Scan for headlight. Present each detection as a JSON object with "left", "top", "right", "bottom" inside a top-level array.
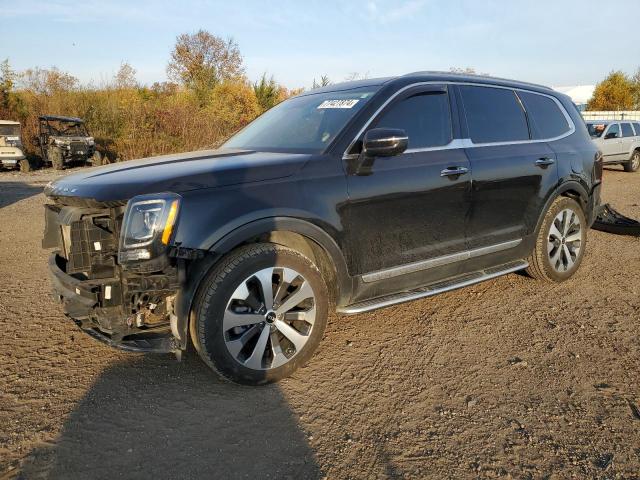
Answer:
[
  {"left": 118, "top": 193, "right": 181, "bottom": 264},
  {"left": 87, "top": 137, "right": 95, "bottom": 145}
]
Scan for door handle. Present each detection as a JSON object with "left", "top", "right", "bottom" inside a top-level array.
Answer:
[
  {"left": 440, "top": 166, "right": 469, "bottom": 177},
  {"left": 535, "top": 157, "right": 555, "bottom": 167}
]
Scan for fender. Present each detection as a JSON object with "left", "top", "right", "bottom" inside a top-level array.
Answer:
[
  {"left": 173, "top": 217, "right": 354, "bottom": 350},
  {"left": 534, "top": 179, "right": 591, "bottom": 237}
]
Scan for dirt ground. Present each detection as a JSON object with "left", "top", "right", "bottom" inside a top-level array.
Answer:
[{"left": 0, "top": 165, "right": 639, "bottom": 479}]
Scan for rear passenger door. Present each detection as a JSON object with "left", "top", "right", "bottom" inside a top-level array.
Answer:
[{"left": 457, "top": 85, "right": 562, "bottom": 258}]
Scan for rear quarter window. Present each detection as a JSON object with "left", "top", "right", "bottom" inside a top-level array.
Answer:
[
  {"left": 518, "top": 91, "right": 571, "bottom": 140},
  {"left": 459, "top": 85, "right": 529, "bottom": 143}
]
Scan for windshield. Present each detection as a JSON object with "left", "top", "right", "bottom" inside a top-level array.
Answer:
[
  {"left": 586, "top": 123, "right": 607, "bottom": 138},
  {"left": 48, "top": 121, "right": 89, "bottom": 137},
  {"left": 0, "top": 125, "right": 20, "bottom": 136},
  {"left": 223, "top": 87, "right": 378, "bottom": 153}
]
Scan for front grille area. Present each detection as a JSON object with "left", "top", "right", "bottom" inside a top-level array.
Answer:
[
  {"left": 70, "top": 142, "right": 86, "bottom": 155},
  {"left": 66, "top": 217, "right": 119, "bottom": 276},
  {"left": 44, "top": 203, "right": 121, "bottom": 279}
]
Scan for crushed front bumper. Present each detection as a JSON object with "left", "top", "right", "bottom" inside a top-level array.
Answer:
[{"left": 48, "top": 251, "right": 179, "bottom": 354}]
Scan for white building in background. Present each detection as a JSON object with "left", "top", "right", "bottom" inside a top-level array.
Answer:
[{"left": 552, "top": 85, "right": 596, "bottom": 111}]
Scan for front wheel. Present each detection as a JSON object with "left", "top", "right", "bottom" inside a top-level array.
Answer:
[
  {"left": 48, "top": 148, "right": 64, "bottom": 170},
  {"left": 526, "top": 197, "right": 587, "bottom": 282},
  {"left": 191, "top": 243, "right": 328, "bottom": 385},
  {"left": 624, "top": 150, "right": 640, "bottom": 172}
]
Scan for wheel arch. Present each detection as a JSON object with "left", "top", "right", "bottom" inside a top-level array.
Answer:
[
  {"left": 534, "top": 180, "right": 590, "bottom": 237},
  {"left": 173, "top": 217, "right": 353, "bottom": 350}
]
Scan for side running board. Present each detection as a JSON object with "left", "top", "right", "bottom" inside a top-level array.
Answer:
[{"left": 337, "top": 260, "right": 528, "bottom": 315}]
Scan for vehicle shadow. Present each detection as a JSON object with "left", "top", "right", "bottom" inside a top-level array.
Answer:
[
  {"left": 19, "top": 354, "right": 321, "bottom": 480},
  {"left": 0, "top": 182, "right": 44, "bottom": 209}
]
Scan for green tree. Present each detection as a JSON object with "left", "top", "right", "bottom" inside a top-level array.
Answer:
[
  {"left": 253, "top": 73, "right": 280, "bottom": 111},
  {"left": 0, "top": 59, "right": 15, "bottom": 117},
  {"left": 587, "top": 71, "right": 635, "bottom": 111}
]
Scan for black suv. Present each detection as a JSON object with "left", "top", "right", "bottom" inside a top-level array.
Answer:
[{"left": 43, "top": 72, "right": 602, "bottom": 385}]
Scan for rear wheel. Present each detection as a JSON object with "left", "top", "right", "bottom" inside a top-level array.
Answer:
[
  {"left": 624, "top": 150, "right": 640, "bottom": 172},
  {"left": 526, "top": 197, "right": 587, "bottom": 282},
  {"left": 191, "top": 243, "right": 328, "bottom": 385}
]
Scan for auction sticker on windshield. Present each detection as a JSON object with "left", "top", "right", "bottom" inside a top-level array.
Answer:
[{"left": 317, "top": 99, "right": 359, "bottom": 109}]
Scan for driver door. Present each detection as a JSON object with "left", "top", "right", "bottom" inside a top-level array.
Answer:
[
  {"left": 342, "top": 85, "right": 471, "bottom": 292},
  {"left": 601, "top": 123, "right": 625, "bottom": 161}
]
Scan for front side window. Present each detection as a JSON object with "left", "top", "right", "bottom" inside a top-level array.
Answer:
[
  {"left": 223, "top": 87, "right": 378, "bottom": 153},
  {"left": 621, "top": 122, "right": 635, "bottom": 137},
  {"left": 605, "top": 123, "right": 620, "bottom": 139},
  {"left": 459, "top": 85, "right": 529, "bottom": 143},
  {"left": 373, "top": 91, "right": 452, "bottom": 149},
  {"left": 518, "top": 91, "right": 570, "bottom": 139}
]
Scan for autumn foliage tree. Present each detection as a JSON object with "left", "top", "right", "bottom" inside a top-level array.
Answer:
[
  {"left": 587, "top": 71, "right": 635, "bottom": 111},
  {"left": 167, "top": 30, "right": 244, "bottom": 105}
]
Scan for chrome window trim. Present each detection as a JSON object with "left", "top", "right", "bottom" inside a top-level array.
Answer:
[
  {"left": 342, "top": 81, "right": 576, "bottom": 159},
  {"left": 361, "top": 238, "right": 522, "bottom": 283}
]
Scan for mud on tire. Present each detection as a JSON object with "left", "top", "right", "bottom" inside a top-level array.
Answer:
[{"left": 190, "top": 243, "right": 329, "bottom": 385}]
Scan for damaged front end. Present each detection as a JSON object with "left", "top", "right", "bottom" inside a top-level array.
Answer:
[{"left": 43, "top": 193, "right": 185, "bottom": 354}]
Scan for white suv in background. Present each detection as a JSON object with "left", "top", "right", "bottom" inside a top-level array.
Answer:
[{"left": 586, "top": 120, "right": 640, "bottom": 172}]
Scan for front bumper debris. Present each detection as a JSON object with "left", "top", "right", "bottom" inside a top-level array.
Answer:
[{"left": 592, "top": 204, "right": 640, "bottom": 237}]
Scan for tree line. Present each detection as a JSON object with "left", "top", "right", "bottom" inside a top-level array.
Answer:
[{"left": 0, "top": 30, "right": 305, "bottom": 162}]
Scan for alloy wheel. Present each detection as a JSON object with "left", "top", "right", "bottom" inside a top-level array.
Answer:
[
  {"left": 547, "top": 208, "right": 582, "bottom": 272},
  {"left": 223, "top": 267, "right": 316, "bottom": 370},
  {"left": 632, "top": 152, "right": 640, "bottom": 170}
]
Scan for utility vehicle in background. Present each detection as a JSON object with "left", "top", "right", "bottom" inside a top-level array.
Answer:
[
  {"left": 35, "top": 115, "right": 102, "bottom": 170},
  {"left": 0, "top": 120, "right": 30, "bottom": 172}
]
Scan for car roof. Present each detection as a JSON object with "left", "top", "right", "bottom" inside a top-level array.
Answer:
[
  {"left": 39, "top": 115, "right": 84, "bottom": 123},
  {"left": 0, "top": 120, "right": 20, "bottom": 125},
  {"left": 300, "top": 71, "right": 555, "bottom": 97}
]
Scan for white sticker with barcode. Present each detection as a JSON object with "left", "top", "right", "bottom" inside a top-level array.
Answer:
[{"left": 317, "top": 99, "right": 359, "bottom": 109}]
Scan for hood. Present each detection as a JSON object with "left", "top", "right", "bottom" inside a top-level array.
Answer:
[{"left": 45, "top": 148, "right": 308, "bottom": 203}]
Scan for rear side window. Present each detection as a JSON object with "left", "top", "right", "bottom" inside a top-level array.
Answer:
[
  {"left": 633, "top": 122, "right": 640, "bottom": 135},
  {"left": 518, "top": 91, "right": 571, "bottom": 139},
  {"left": 621, "top": 123, "right": 635, "bottom": 137},
  {"left": 374, "top": 91, "right": 452, "bottom": 149},
  {"left": 459, "top": 85, "right": 529, "bottom": 143}
]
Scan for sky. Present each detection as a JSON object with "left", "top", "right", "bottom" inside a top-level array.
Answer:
[{"left": 1, "top": 0, "right": 639, "bottom": 89}]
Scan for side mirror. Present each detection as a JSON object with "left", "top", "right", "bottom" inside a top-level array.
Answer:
[
  {"left": 605, "top": 131, "right": 618, "bottom": 139},
  {"left": 363, "top": 128, "right": 408, "bottom": 157}
]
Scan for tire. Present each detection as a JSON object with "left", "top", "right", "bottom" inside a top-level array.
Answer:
[
  {"left": 19, "top": 158, "right": 32, "bottom": 173},
  {"left": 190, "top": 243, "right": 328, "bottom": 385},
  {"left": 526, "top": 197, "right": 587, "bottom": 282},
  {"left": 624, "top": 150, "right": 640, "bottom": 172},
  {"left": 48, "top": 148, "right": 64, "bottom": 170},
  {"left": 91, "top": 151, "right": 103, "bottom": 166}
]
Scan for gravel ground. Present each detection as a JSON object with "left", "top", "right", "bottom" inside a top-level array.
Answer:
[{"left": 0, "top": 166, "right": 639, "bottom": 479}]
